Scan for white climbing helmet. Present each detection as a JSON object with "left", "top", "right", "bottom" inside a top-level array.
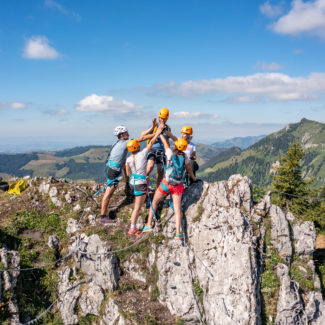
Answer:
[{"left": 114, "top": 125, "right": 128, "bottom": 137}]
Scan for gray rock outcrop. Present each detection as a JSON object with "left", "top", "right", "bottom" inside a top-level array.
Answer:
[
  {"left": 79, "top": 282, "right": 104, "bottom": 316},
  {"left": 100, "top": 299, "right": 125, "bottom": 325},
  {"left": 0, "top": 246, "right": 21, "bottom": 325},
  {"left": 293, "top": 221, "right": 316, "bottom": 256},
  {"left": 156, "top": 175, "right": 263, "bottom": 324},
  {"left": 72, "top": 234, "right": 120, "bottom": 291},
  {"left": 275, "top": 263, "right": 306, "bottom": 325},
  {"left": 57, "top": 266, "right": 81, "bottom": 325},
  {"left": 270, "top": 205, "right": 292, "bottom": 262}
]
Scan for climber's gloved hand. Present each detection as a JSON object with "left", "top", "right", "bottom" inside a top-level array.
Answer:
[{"left": 194, "top": 179, "right": 203, "bottom": 184}]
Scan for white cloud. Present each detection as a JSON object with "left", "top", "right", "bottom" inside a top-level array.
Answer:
[
  {"left": 23, "top": 36, "right": 60, "bottom": 59},
  {"left": 44, "top": 0, "right": 81, "bottom": 21},
  {"left": 294, "top": 48, "right": 304, "bottom": 54},
  {"left": 228, "top": 96, "right": 260, "bottom": 103},
  {"left": 153, "top": 72, "right": 325, "bottom": 102},
  {"left": 255, "top": 61, "right": 282, "bottom": 71},
  {"left": 173, "top": 111, "right": 219, "bottom": 119},
  {"left": 43, "top": 109, "right": 68, "bottom": 115},
  {"left": 272, "top": 0, "right": 325, "bottom": 36},
  {"left": 260, "top": 1, "right": 284, "bottom": 18},
  {"left": 0, "top": 101, "right": 26, "bottom": 110},
  {"left": 76, "top": 94, "right": 143, "bottom": 113}
]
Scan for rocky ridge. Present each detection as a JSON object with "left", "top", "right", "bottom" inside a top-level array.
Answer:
[{"left": 0, "top": 175, "right": 325, "bottom": 324}]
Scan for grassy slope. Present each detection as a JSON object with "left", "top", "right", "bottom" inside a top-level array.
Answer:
[{"left": 199, "top": 119, "right": 325, "bottom": 187}]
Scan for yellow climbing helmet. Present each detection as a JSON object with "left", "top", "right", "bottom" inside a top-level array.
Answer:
[
  {"left": 159, "top": 107, "right": 169, "bottom": 119},
  {"left": 174, "top": 138, "right": 188, "bottom": 151},
  {"left": 127, "top": 139, "right": 140, "bottom": 152},
  {"left": 181, "top": 126, "right": 193, "bottom": 135}
]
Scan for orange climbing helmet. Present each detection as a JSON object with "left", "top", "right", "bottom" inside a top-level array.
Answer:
[
  {"left": 159, "top": 107, "right": 169, "bottom": 119},
  {"left": 174, "top": 138, "right": 188, "bottom": 151},
  {"left": 181, "top": 126, "right": 193, "bottom": 135},
  {"left": 127, "top": 139, "right": 140, "bottom": 152}
]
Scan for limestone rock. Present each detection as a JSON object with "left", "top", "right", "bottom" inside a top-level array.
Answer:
[
  {"left": 157, "top": 176, "right": 263, "bottom": 325},
  {"left": 252, "top": 193, "right": 271, "bottom": 221},
  {"left": 228, "top": 174, "right": 253, "bottom": 214},
  {"left": 293, "top": 221, "right": 316, "bottom": 256},
  {"left": 65, "top": 192, "right": 73, "bottom": 204},
  {"left": 123, "top": 253, "right": 146, "bottom": 283},
  {"left": 48, "top": 234, "right": 59, "bottom": 250},
  {"left": 305, "top": 291, "right": 325, "bottom": 324},
  {"left": 73, "top": 203, "right": 81, "bottom": 212},
  {"left": 100, "top": 299, "right": 125, "bottom": 325},
  {"left": 88, "top": 214, "right": 96, "bottom": 226},
  {"left": 57, "top": 266, "right": 80, "bottom": 325},
  {"left": 270, "top": 205, "right": 292, "bottom": 262},
  {"left": 275, "top": 263, "right": 306, "bottom": 325},
  {"left": 156, "top": 240, "right": 202, "bottom": 324},
  {"left": 0, "top": 246, "right": 21, "bottom": 325},
  {"left": 79, "top": 283, "right": 104, "bottom": 316},
  {"left": 39, "top": 181, "right": 50, "bottom": 194},
  {"left": 49, "top": 186, "right": 58, "bottom": 197},
  {"left": 73, "top": 234, "right": 120, "bottom": 291},
  {"left": 49, "top": 186, "right": 62, "bottom": 206},
  {"left": 66, "top": 218, "right": 80, "bottom": 234}
]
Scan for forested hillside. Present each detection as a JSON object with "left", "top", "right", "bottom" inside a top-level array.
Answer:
[{"left": 199, "top": 119, "right": 325, "bottom": 187}]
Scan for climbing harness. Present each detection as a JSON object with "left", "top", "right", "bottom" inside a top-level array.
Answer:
[
  {"left": 160, "top": 181, "right": 174, "bottom": 211},
  {"left": 130, "top": 173, "right": 146, "bottom": 196},
  {"left": 93, "top": 160, "right": 121, "bottom": 196}
]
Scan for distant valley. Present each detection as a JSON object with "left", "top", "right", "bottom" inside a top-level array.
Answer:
[{"left": 1, "top": 119, "right": 324, "bottom": 188}]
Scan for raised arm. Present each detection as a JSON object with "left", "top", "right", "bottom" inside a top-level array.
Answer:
[
  {"left": 159, "top": 133, "right": 170, "bottom": 151},
  {"left": 140, "top": 118, "right": 157, "bottom": 137},
  {"left": 164, "top": 129, "right": 177, "bottom": 142},
  {"left": 147, "top": 124, "right": 164, "bottom": 152},
  {"left": 185, "top": 161, "right": 197, "bottom": 182}
]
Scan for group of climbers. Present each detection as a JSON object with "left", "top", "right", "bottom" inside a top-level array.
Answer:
[{"left": 98, "top": 107, "right": 198, "bottom": 239}]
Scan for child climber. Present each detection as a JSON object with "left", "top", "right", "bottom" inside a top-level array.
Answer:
[
  {"left": 165, "top": 125, "right": 198, "bottom": 185},
  {"left": 142, "top": 135, "right": 197, "bottom": 238},
  {"left": 125, "top": 123, "right": 165, "bottom": 236}
]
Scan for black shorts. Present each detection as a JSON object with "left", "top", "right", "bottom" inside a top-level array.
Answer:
[
  {"left": 106, "top": 168, "right": 121, "bottom": 188},
  {"left": 147, "top": 150, "right": 166, "bottom": 165},
  {"left": 131, "top": 183, "right": 147, "bottom": 196}
]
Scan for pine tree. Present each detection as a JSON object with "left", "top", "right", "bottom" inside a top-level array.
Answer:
[{"left": 271, "top": 142, "right": 311, "bottom": 216}]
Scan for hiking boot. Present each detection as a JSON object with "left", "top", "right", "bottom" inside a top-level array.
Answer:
[
  {"left": 175, "top": 232, "right": 184, "bottom": 239},
  {"left": 128, "top": 227, "right": 142, "bottom": 236},
  {"left": 142, "top": 225, "right": 153, "bottom": 233},
  {"left": 98, "top": 215, "right": 116, "bottom": 224}
]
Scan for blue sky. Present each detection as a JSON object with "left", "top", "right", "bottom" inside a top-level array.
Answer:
[{"left": 1, "top": 0, "right": 325, "bottom": 151}]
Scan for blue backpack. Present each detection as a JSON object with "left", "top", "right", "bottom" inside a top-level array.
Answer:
[{"left": 166, "top": 153, "right": 186, "bottom": 185}]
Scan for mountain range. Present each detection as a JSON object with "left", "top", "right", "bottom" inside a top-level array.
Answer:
[
  {"left": 199, "top": 118, "right": 325, "bottom": 188},
  {"left": 211, "top": 134, "right": 266, "bottom": 149},
  {"left": 0, "top": 143, "right": 220, "bottom": 182},
  {"left": 1, "top": 118, "right": 324, "bottom": 187}
]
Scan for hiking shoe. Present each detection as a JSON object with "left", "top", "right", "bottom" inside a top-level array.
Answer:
[
  {"left": 176, "top": 232, "right": 184, "bottom": 239},
  {"left": 128, "top": 228, "right": 142, "bottom": 236},
  {"left": 142, "top": 225, "right": 153, "bottom": 233},
  {"left": 99, "top": 216, "right": 116, "bottom": 224}
]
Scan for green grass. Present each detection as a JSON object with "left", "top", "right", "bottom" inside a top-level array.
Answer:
[
  {"left": 261, "top": 220, "right": 285, "bottom": 324},
  {"left": 193, "top": 280, "right": 204, "bottom": 304},
  {"left": 192, "top": 202, "right": 204, "bottom": 223},
  {"left": 8, "top": 210, "right": 67, "bottom": 240}
]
